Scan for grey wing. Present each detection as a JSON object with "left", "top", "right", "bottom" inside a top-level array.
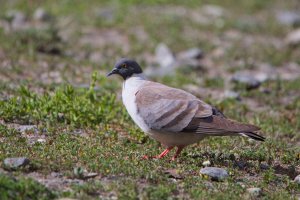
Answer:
[
  {"left": 135, "top": 83, "right": 213, "bottom": 132},
  {"left": 182, "top": 114, "right": 264, "bottom": 141}
]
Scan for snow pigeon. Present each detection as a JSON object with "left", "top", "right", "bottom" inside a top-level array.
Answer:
[{"left": 107, "top": 58, "right": 265, "bottom": 160}]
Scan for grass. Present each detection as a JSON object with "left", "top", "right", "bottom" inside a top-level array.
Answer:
[
  {"left": 0, "top": 173, "right": 56, "bottom": 200},
  {"left": 0, "top": 0, "right": 299, "bottom": 199}
]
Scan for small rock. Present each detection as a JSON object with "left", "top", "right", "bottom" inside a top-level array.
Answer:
[
  {"left": 246, "top": 187, "right": 262, "bottom": 197},
  {"left": 37, "top": 138, "right": 46, "bottom": 143},
  {"left": 33, "top": 8, "right": 52, "bottom": 22},
  {"left": 7, "top": 10, "right": 28, "bottom": 31},
  {"left": 202, "top": 160, "right": 211, "bottom": 167},
  {"left": 3, "top": 157, "right": 30, "bottom": 170},
  {"left": 96, "top": 8, "right": 115, "bottom": 23},
  {"left": 73, "top": 167, "right": 98, "bottom": 179},
  {"left": 254, "top": 72, "right": 269, "bottom": 83},
  {"left": 286, "top": 28, "right": 300, "bottom": 46},
  {"left": 294, "top": 174, "right": 300, "bottom": 184},
  {"left": 17, "top": 125, "right": 38, "bottom": 133},
  {"left": 155, "top": 43, "right": 175, "bottom": 68},
  {"left": 84, "top": 172, "right": 98, "bottom": 179},
  {"left": 177, "top": 48, "right": 203, "bottom": 60},
  {"left": 200, "top": 167, "right": 228, "bottom": 181},
  {"left": 232, "top": 73, "right": 261, "bottom": 90},
  {"left": 223, "top": 90, "right": 240, "bottom": 100},
  {"left": 235, "top": 160, "right": 247, "bottom": 169},
  {"left": 260, "top": 163, "right": 270, "bottom": 170},
  {"left": 276, "top": 11, "right": 300, "bottom": 27},
  {"left": 202, "top": 5, "right": 224, "bottom": 18}
]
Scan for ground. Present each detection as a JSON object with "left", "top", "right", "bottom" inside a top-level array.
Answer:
[{"left": 0, "top": 0, "right": 299, "bottom": 199}]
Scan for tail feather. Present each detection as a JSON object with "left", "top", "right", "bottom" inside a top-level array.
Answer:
[{"left": 243, "top": 132, "right": 265, "bottom": 141}]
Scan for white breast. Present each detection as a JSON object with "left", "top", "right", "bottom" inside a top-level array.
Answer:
[{"left": 122, "top": 74, "right": 150, "bottom": 132}]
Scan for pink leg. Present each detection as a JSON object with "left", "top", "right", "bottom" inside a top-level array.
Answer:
[
  {"left": 171, "top": 146, "right": 185, "bottom": 161},
  {"left": 157, "top": 146, "right": 174, "bottom": 158},
  {"left": 142, "top": 146, "right": 174, "bottom": 159}
]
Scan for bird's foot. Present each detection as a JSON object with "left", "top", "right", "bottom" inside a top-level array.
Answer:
[{"left": 141, "top": 147, "right": 174, "bottom": 160}]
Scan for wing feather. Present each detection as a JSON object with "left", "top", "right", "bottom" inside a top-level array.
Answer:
[{"left": 135, "top": 81, "right": 212, "bottom": 132}]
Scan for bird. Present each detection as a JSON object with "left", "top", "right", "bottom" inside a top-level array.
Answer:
[{"left": 107, "top": 58, "right": 265, "bottom": 160}]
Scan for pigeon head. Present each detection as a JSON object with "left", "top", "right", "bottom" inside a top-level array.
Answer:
[{"left": 107, "top": 58, "right": 143, "bottom": 80}]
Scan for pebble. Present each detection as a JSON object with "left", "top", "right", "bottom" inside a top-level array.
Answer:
[
  {"left": 17, "top": 125, "right": 38, "bottom": 133},
  {"left": 37, "top": 138, "right": 46, "bottom": 143},
  {"left": 285, "top": 28, "right": 300, "bottom": 46},
  {"left": 3, "top": 157, "right": 30, "bottom": 170},
  {"left": 260, "top": 163, "right": 270, "bottom": 170},
  {"left": 294, "top": 174, "right": 300, "bottom": 184},
  {"left": 276, "top": 11, "right": 300, "bottom": 26},
  {"left": 200, "top": 167, "right": 228, "bottom": 181},
  {"left": 201, "top": 5, "right": 224, "bottom": 18},
  {"left": 33, "top": 8, "right": 51, "bottom": 22},
  {"left": 202, "top": 160, "right": 211, "bottom": 167},
  {"left": 231, "top": 72, "right": 261, "bottom": 90},
  {"left": 246, "top": 187, "right": 262, "bottom": 197},
  {"left": 223, "top": 90, "right": 240, "bottom": 100},
  {"left": 7, "top": 10, "right": 28, "bottom": 31},
  {"left": 177, "top": 48, "right": 203, "bottom": 60},
  {"left": 155, "top": 43, "right": 175, "bottom": 68}
]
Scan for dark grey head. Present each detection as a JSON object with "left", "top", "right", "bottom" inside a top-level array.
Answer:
[{"left": 107, "top": 58, "right": 143, "bottom": 80}]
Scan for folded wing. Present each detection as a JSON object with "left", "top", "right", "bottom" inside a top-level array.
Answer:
[
  {"left": 135, "top": 81, "right": 264, "bottom": 141},
  {"left": 135, "top": 81, "right": 212, "bottom": 132}
]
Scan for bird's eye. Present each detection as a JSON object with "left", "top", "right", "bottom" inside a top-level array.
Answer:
[{"left": 122, "top": 63, "right": 127, "bottom": 68}]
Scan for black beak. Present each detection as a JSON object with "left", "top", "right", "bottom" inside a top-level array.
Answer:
[{"left": 106, "top": 68, "right": 118, "bottom": 77}]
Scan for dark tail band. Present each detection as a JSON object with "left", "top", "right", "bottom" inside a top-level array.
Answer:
[{"left": 244, "top": 132, "right": 265, "bottom": 141}]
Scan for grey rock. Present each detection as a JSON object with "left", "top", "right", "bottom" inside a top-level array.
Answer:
[
  {"left": 96, "top": 8, "right": 115, "bottom": 23},
  {"left": 200, "top": 167, "right": 229, "bottom": 181},
  {"left": 7, "top": 11, "right": 28, "bottom": 31},
  {"left": 223, "top": 90, "right": 240, "bottom": 100},
  {"left": 202, "top": 5, "right": 224, "bottom": 18},
  {"left": 294, "top": 174, "right": 300, "bottom": 184},
  {"left": 232, "top": 73, "right": 261, "bottom": 90},
  {"left": 33, "top": 8, "right": 52, "bottom": 22},
  {"left": 155, "top": 43, "right": 175, "bottom": 68},
  {"left": 254, "top": 72, "right": 269, "bottom": 83},
  {"left": 17, "top": 125, "right": 38, "bottom": 133},
  {"left": 3, "top": 157, "right": 30, "bottom": 170},
  {"left": 286, "top": 28, "right": 300, "bottom": 46},
  {"left": 276, "top": 11, "right": 300, "bottom": 26},
  {"left": 177, "top": 48, "right": 203, "bottom": 60},
  {"left": 247, "top": 187, "right": 262, "bottom": 197},
  {"left": 260, "top": 163, "right": 270, "bottom": 170}
]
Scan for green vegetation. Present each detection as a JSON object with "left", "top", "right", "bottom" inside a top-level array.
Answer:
[
  {"left": 0, "top": 0, "right": 299, "bottom": 199},
  {"left": 0, "top": 173, "right": 56, "bottom": 200}
]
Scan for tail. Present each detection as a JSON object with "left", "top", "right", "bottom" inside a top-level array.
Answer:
[{"left": 242, "top": 132, "right": 265, "bottom": 142}]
